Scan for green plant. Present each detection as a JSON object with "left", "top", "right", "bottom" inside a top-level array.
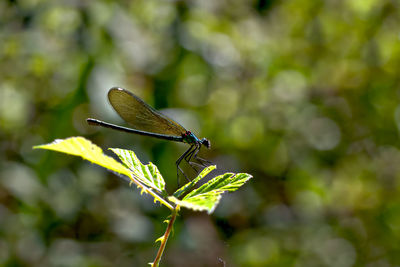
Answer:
[{"left": 34, "top": 137, "right": 252, "bottom": 266}]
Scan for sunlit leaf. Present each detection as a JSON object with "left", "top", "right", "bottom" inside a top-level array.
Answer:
[
  {"left": 169, "top": 172, "right": 252, "bottom": 214},
  {"left": 34, "top": 137, "right": 173, "bottom": 209},
  {"left": 173, "top": 165, "right": 216, "bottom": 198},
  {"left": 34, "top": 136, "right": 131, "bottom": 177},
  {"left": 110, "top": 148, "right": 166, "bottom": 194}
]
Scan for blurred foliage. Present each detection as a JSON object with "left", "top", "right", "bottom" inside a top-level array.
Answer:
[{"left": 1, "top": 0, "right": 400, "bottom": 266}]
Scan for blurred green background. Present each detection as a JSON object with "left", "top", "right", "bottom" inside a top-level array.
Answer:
[{"left": 1, "top": 0, "right": 400, "bottom": 266}]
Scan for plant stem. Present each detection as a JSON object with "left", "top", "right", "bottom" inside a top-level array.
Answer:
[{"left": 152, "top": 206, "right": 179, "bottom": 267}]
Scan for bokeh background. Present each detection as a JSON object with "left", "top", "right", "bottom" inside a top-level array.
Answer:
[{"left": 2, "top": 0, "right": 400, "bottom": 266}]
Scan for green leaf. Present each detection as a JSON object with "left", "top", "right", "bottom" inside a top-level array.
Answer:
[
  {"left": 34, "top": 137, "right": 173, "bottom": 210},
  {"left": 110, "top": 148, "right": 166, "bottom": 194},
  {"left": 34, "top": 137, "right": 131, "bottom": 177},
  {"left": 173, "top": 165, "right": 216, "bottom": 198},
  {"left": 169, "top": 172, "right": 252, "bottom": 214}
]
